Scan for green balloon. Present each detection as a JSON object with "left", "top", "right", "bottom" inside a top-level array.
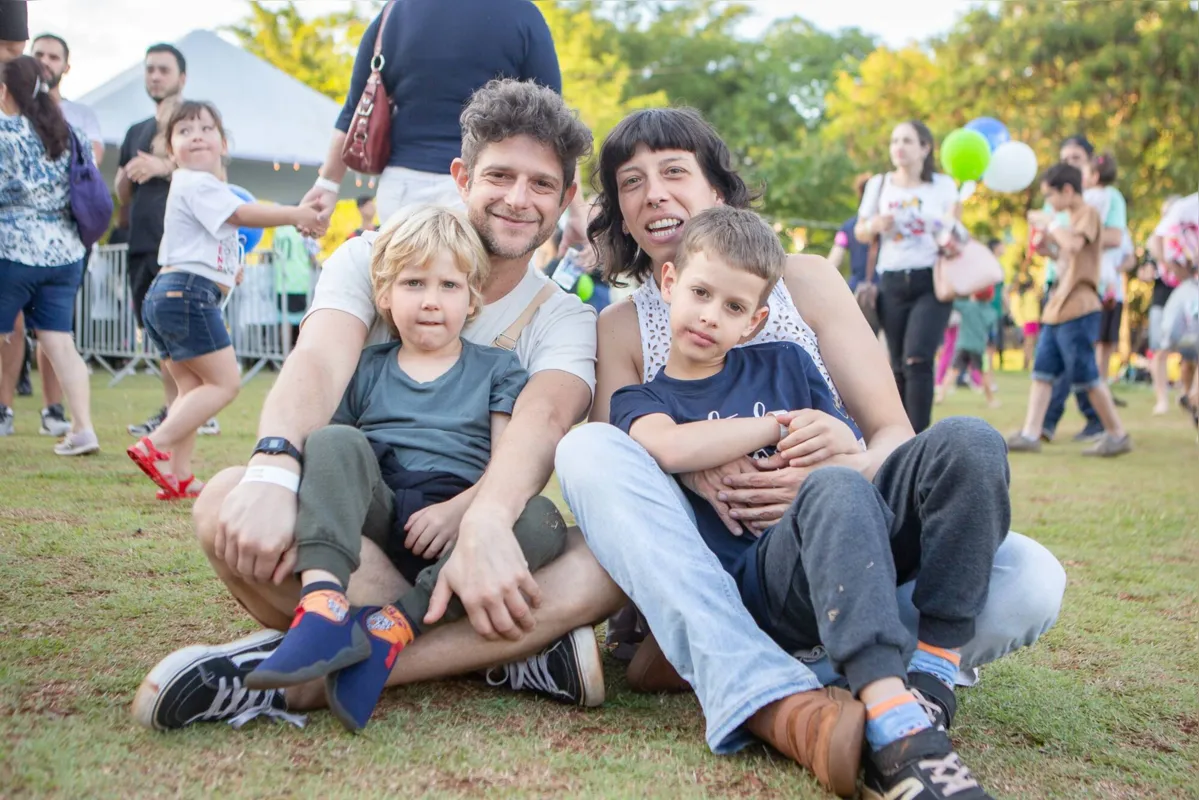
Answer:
[
  {"left": 940, "top": 128, "right": 992, "bottom": 182},
  {"left": 576, "top": 273, "right": 595, "bottom": 302}
]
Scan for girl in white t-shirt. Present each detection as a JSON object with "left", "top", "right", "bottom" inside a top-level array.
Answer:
[
  {"left": 127, "top": 101, "right": 321, "bottom": 500},
  {"left": 855, "top": 120, "right": 962, "bottom": 433}
]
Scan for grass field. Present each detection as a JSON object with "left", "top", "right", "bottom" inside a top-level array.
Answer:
[{"left": 2, "top": 370, "right": 1197, "bottom": 799}]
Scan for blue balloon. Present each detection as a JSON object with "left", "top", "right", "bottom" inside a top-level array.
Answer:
[
  {"left": 229, "top": 185, "right": 263, "bottom": 252},
  {"left": 964, "top": 117, "right": 1011, "bottom": 152}
]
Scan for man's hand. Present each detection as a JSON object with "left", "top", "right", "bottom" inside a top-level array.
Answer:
[
  {"left": 125, "top": 151, "right": 172, "bottom": 184},
  {"left": 215, "top": 481, "right": 299, "bottom": 584},
  {"left": 772, "top": 409, "right": 861, "bottom": 468},
  {"left": 679, "top": 456, "right": 757, "bottom": 535},
  {"left": 719, "top": 451, "right": 871, "bottom": 533},
  {"left": 404, "top": 497, "right": 466, "bottom": 559},
  {"left": 425, "top": 506, "right": 541, "bottom": 640}
]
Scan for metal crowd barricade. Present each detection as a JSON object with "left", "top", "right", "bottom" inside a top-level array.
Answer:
[{"left": 74, "top": 245, "right": 317, "bottom": 387}]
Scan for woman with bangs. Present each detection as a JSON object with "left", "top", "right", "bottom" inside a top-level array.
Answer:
[{"left": 554, "top": 107, "right": 1066, "bottom": 796}]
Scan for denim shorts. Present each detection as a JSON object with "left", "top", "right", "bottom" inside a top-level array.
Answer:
[
  {"left": 1032, "top": 312, "right": 1101, "bottom": 391},
  {"left": 141, "top": 271, "right": 231, "bottom": 361},
  {"left": 0, "top": 258, "right": 85, "bottom": 334}
]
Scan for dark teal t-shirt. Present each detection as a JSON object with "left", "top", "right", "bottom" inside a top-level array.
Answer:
[{"left": 333, "top": 340, "right": 527, "bottom": 483}]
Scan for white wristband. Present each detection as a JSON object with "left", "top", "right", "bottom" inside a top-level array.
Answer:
[
  {"left": 313, "top": 176, "right": 340, "bottom": 195},
  {"left": 240, "top": 465, "right": 301, "bottom": 493}
]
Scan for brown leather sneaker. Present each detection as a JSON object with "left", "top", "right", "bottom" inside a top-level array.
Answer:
[
  {"left": 626, "top": 633, "right": 691, "bottom": 693},
  {"left": 747, "top": 687, "right": 866, "bottom": 798}
]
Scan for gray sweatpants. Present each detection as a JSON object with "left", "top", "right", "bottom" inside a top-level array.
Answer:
[
  {"left": 294, "top": 425, "right": 567, "bottom": 631},
  {"left": 753, "top": 416, "right": 1011, "bottom": 695}
]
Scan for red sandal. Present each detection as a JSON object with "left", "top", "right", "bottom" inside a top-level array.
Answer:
[
  {"left": 126, "top": 436, "right": 175, "bottom": 494},
  {"left": 157, "top": 474, "right": 205, "bottom": 501}
]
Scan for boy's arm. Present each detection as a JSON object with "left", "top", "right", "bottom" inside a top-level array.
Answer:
[
  {"left": 628, "top": 413, "right": 782, "bottom": 474},
  {"left": 443, "top": 411, "right": 511, "bottom": 514}
]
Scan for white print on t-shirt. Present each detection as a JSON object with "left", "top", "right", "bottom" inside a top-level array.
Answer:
[{"left": 707, "top": 401, "right": 789, "bottom": 460}]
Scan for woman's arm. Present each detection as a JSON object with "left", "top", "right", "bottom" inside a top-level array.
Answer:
[
  {"left": 589, "top": 300, "right": 643, "bottom": 423},
  {"left": 785, "top": 254, "right": 914, "bottom": 469}
]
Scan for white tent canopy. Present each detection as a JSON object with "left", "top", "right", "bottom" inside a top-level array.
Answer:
[{"left": 79, "top": 29, "right": 363, "bottom": 202}]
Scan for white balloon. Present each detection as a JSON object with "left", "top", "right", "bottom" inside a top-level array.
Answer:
[{"left": 983, "top": 141, "right": 1039, "bottom": 193}]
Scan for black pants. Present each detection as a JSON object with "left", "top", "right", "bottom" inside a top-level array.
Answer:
[
  {"left": 878, "top": 268, "right": 953, "bottom": 433},
  {"left": 127, "top": 251, "right": 161, "bottom": 326},
  {"left": 752, "top": 417, "right": 1011, "bottom": 694}
]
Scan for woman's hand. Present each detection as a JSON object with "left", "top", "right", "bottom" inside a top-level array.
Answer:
[
  {"left": 870, "top": 214, "right": 895, "bottom": 236},
  {"left": 679, "top": 456, "right": 758, "bottom": 535},
  {"left": 774, "top": 409, "right": 862, "bottom": 468}
]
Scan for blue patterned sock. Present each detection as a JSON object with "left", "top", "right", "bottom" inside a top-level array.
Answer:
[
  {"left": 865, "top": 694, "right": 933, "bottom": 752},
  {"left": 909, "top": 642, "right": 961, "bottom": 690}
]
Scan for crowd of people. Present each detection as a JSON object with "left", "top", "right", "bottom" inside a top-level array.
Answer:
[{"left": 3, "top": 1, "right": 1198, "bottom": 798}]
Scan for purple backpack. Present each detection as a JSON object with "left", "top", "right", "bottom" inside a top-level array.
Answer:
[{"left": 67, "top": 128, "right": 114, "bottom": 248}]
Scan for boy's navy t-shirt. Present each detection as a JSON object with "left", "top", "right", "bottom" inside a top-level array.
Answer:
[{"left": 609, "top": 341, "right": 861, "bottom": 590}]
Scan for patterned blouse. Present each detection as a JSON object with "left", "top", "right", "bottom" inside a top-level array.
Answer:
[{"left": 0, "top": 115, "right": 87, "bottom": 267}]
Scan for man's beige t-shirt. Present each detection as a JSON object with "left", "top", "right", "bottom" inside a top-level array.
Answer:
[
  {"left": 1042, "top": 204, "right": 1102, "bottom": 325},
  {"left": 303, "top": 232, "right": 598, "bottom": 396}
]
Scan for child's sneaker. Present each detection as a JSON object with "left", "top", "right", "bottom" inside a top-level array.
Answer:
[
  {"left": 907, "top": 671, "right": 956, "bottom": 731},
  {"left": 863, "top": 728, "right": 993, "bottom": 799},
  {"left": 1005, "top": 431, "right": 1041, "bottom": 453},
  {"left": 54, "top": 429, "right": 100, "bottom": 456},
  {"left": 325, "top": 605, "right": 415, "bottom": 732},
  {"left": 245, "top": 589, "right": 370, "bottom": 690}
]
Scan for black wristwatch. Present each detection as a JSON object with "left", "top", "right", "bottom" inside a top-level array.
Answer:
[{"left": 252, "top": 437, "right": 303, "bottom": 465}]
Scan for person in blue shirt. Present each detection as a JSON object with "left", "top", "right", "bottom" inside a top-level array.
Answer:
[{"left": 609, "top": 206, "right": 998, "bottom": 800}]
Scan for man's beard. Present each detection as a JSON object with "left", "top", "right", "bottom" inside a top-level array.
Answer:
[
  {"left": 469, "top": 202, "right": 553, "bottom": 261},
  {"left": 45, "top": 70, "right": 62, "bottom": 90}
]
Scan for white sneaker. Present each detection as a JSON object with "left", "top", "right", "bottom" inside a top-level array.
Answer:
[
  {"left": 0, "top": 406, "right": 13, "bottom": 436},
  {"left": 198, "top": 418, "right": 221, "bottom": 436},
  {"left": 54, "top": 429, "right": 100, "bottom": 456},
  {"left": 40, "top": 404, "right": 72, "bottom": 437}
]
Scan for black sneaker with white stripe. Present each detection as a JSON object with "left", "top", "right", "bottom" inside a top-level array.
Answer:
[
  {"left": 485, "top": 626, "right": 605, "bottom": 707},
  {"left": 908, "top": 671, "right": 956, "bottom": 731},
  {"left": 863, "top": 728, "right": 993, "bottom": 800},
  {"left": 132, "top": 630, "right": 306, "bottom": 731}
]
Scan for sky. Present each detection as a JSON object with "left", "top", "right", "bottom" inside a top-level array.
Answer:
[{"left": 26, "top": 0, "right": 979, "bottom": 99}]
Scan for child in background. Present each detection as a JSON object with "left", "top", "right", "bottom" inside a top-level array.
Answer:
[
  {"left": 126, "top": 101, "right": 323, "bottom": 499},
  {"left": 1008, "top": 262, "right": 1042, "bottom": 371},
  {"left": 244, "top": 206, "right": 569, "bottom": 733},
  {"left": 1082, "top": 153, "right": 1134, "bottom": 386},
  {"left": 937, "top": 287, "right": 1000, "bottom": 408},
  {"left": 610, "top": 206, "right": 996, "bottom": 800},
  {"left": 1007, "top": 163, "right": 1130, "bottom": 457}
]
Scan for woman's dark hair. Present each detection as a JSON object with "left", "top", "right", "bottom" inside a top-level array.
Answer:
[
  {"left": 0, "top": 55, "right": 70, "bottom": 160},
  {"left": 900, "top": 119, "right": 936, "bottom": 183},
  {"left": 588, "top": 107, "right": 759, "bottom": 285},
  {"left": 1060, "top": 134, "right": 1094, "bottom": 157},
  {"left": 1092, "top": 151, "right": 1117, "bottom": 186}
]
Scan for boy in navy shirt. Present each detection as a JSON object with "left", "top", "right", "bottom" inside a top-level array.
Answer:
[{"left": 610, "top": 207, "right": 994, "bottom": 800}]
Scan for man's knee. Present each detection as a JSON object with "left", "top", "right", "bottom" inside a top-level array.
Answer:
[
  {"left": 546, "top": 528, "right": 626, "bottom": 624},
  {"left": 193, "top": 466, "right": 245, "bottom": 555}
]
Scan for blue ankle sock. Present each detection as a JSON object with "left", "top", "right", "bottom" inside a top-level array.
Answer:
[
  {"left": 909, "top": 643, "right": 961, "bottom": 689},
  {"left": 865, "top": 695, "right": 932, "bottom": 752}
]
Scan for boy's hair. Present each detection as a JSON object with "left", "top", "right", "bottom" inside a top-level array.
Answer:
[
  {"left": 370, "top": 205, "right": 490, "bottom": 337},
  {"left": 673, "top": 206, "right": 786, "bottom": 304},
  {"left": 459, "top": 78, "right": 592, "bottom": 196},
  {"left": 987, "top": 237, "right": 1002, "bottom": 252},
  {"left": 355, "top": 194, "right": 375, "bottom": 209},
  {"left": 1060, "top": 134, "right": 1093, "bottom": 156},
  {"left": 1092, "top": 152, "right": 1118, "bottom": 186},
  {"left": 146, "top": 43, "right": 186, "bottom": 74},
  {"left": 1041, "top": 162, "right": 1083, "bottom": 195},
  {"left": 164, "top": 100, "right": 226, "bottom": 154}
]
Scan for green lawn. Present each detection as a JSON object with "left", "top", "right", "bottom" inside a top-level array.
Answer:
[{"left": 2, "top": 370, "right": 1197, "bottom": 799}]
